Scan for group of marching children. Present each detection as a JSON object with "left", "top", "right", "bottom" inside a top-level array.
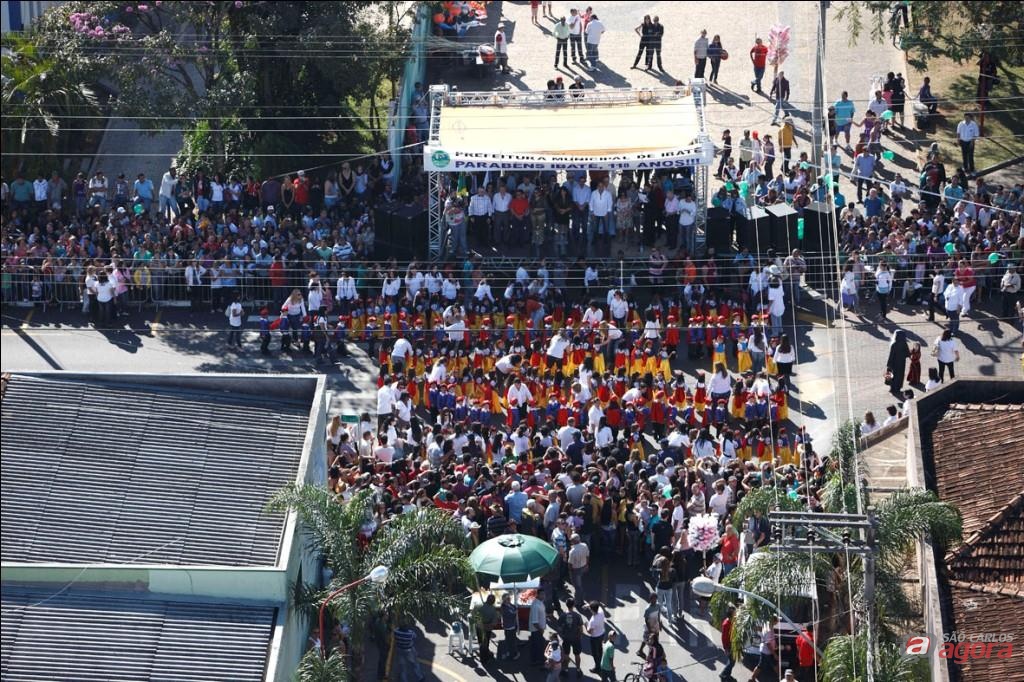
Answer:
[{"left": 346, "top": 284, "right": 798, "bottom": 468}]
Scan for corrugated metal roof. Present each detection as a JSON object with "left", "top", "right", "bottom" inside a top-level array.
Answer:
[
  {"left": 1, "top": 589, "right": 276, "bottom": 682},
  {"left": 1, "top": 375, "right": 311, "bottom": 567}
]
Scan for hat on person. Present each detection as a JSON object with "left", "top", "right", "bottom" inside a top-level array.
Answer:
[{"left": 297, "top": 170, "right": 305, "bottom": 177}]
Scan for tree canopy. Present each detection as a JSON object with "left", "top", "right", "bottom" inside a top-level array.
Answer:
[
  {"left": 20, "top": 1, "right": 412, "bottom": 177},
  {"left": 836, "top": 1, "right": 1024, "bottom": 71}
]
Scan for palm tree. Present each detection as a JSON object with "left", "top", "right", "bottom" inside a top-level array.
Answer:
[
  {"left": 710, "top": 420, "right": 962, "bottom": 678},
  {"left": 1, "top": 32, "right": 99, "bottom": 159},
  {"left": 820, "top": 631, "right": 929, "bottom": 682},
  {"left": 267, "top": 486, "right": 476, "bottom": 682}
]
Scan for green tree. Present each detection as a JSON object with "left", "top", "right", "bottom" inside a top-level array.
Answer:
[
  {"left": 710, "top": 421, "right": 962, "bottom": 679},
  {"left": 28, "top": 1, "right": 413, "bottom": 177},
  {"left": 267, "top": 486, "right": 475, "bottom": 682},
  {"left": 820, "top": 631, "right": 929, "bottom": 682},
  {"left": 1, "top": 31, "right": 100, "bottom": 176},
  {"left": 835, "top": 2, "right": 1024, "bottom": 70}
]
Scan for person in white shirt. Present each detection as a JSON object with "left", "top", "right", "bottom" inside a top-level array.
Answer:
[
  {"left": 391, "top": 337, "right": 413, "bottom": 371},
  {"left": 567, "top": 8, "right": 584, "bottom": 62},
  {"left": 943, "top": 278, "right": 964, "bottom": 333},
  {"left": 581, "top": 302, "right": 604, "bottom": 327},
  {"left": 1000, "top": 264, "right": 1021, "bottom": 320},
  {"left": 427, "top": 358, "right": 448, "bottom": 384},
  {"left": 584, "top": 14, "right": 605, "bottom": 69},
  {"left": 663, "top": 190, "right": 680, "bottom": 239},
  {"left": 496, "top": 353, "right": 521, "bottom": 375},
  {"left": 546, "top": 330, "right": 570, "bottom": 365},
  {"left": 494, "top": 24, "right": 510, "bottom": 73},
  {"left": 382, "top": 272, "right": 401, "bottom": 298},
  {"left": 335, "top": 273, "right": 357, "bottom": 307},
  {"left": 678, "top": 194, "right": 697, "bottom": 251},
  {"left": 467, "top": 186, "right": 493, "bottom": 246},
  {"left": 87, "top": 172, "right": 109, "bottom": 209},
  {"left": 507, "top": 377, "right": 532, "bottom": 415},
  {"left": 693, "top": 29, "right": 709, "bottom": 78},
  {"left": 956, "top": 112, "right": 980, "bottom": 173},
  {"left": 933, "top": 329, "right": 959, "bottom": 382},
  {"left": 767, "top": 278, "right": 786, "bottom": 336},
  {"left": 491, "top": 185, "right": 512, "bottom": 244},
  {"left": 405, "top": 266, "right": 425, "bottom": 300},
  {"left": 445, "top": 317, "right": 467, "bottom": 343},
  {"left": 860, "top": 411, "right": 880, "bottom": 436},
  {"left": 376, "top": 377, "right": 398, "bottom": 428},
  {"left": 225, "top": 294, "right": 244, "bottom": 348},
  {"left": 441, "top": 276, "right": 460, "bottom": 301},
  {"left": 159, "top": 168, "right": 179, "bottom": 218},
  {"left": 308, "top": 278, "right": 324, "bottom": 312},
  {"left": 588, "top": 179, "right": 613, "bottom": 254},
  {"left": 474, "top": 278, "right": 495, "bottom": 303}
]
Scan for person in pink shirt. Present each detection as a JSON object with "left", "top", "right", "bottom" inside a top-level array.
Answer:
[{"left": 954, "top": 259, "right": 977, "bottom": 313}]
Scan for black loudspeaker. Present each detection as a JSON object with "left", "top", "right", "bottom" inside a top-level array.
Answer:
[
  {"left": 743, "top": 206, "right": 770, "bottom": 253},
  {"left": 705, "top": 207, "right": 733, "bottom": 254},
  {"left": 374, "top": 202, "right": 428, "bottom": 260},
  {"left": 801, "top": 202, "right": 840, "bottom": 298},
  {"left": 767, "top": 203, "right": 799, "bottom": 255},
  {"left": 800, "top": 201, "right": 838, "bottom": 250}
]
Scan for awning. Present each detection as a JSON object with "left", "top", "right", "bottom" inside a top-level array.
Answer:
[{"left": 425, "top": 93, "right": 715, "bottom": 172}]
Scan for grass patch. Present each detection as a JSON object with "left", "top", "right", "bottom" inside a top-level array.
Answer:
[{"left": 908, "top": 58, "right": 1024, "bottom": 174}]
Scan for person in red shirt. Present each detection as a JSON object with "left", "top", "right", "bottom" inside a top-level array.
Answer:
[
  {"left": 293, "top": 171, "right": 310, "bottom": 208},
  {"left": 509, "top": 190, "right": 531, "bottom": 246},
  {"left": 749, "top": 37, "right": 768, "bottom": 93},
  {"left": 954, "top": 258, "right": 977, "bottom": 314},
  {"left": 720, "top": 523, "right": 740, "bottom": 575},
  {"left": 796, "top": 628, "right": 818, "bottom": 679},
  {"left": 720, "top": 605, "right": 736, "bottom": 680}
]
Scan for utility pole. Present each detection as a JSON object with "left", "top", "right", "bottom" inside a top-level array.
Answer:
[
  {"left": 812, "top": 1, "right": 831, "bottom": 169},
  {"left": 863, "top": 507, "right": 878, "bottom": 682},
  {"left": 767, "top": 509, "right": 880, "bottom": 682}
]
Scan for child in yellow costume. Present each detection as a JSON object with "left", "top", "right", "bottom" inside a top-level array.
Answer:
[
  {"left": 712, "top": 332, "right": 728, "bottom": 371},
  {"left": 736, "top": 333, "right": 752, "bottom": 373}
]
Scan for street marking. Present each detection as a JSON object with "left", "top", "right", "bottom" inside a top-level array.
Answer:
[{"left": 418, "top": 657, "right": 466, "bottom": 682}]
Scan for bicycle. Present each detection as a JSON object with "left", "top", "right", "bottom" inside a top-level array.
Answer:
[{"left": 623, "top": 660, "right": 667, "bottom": 682}]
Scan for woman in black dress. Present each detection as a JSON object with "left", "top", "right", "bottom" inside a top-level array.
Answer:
[{"left": 886, "top": 329, "right": 910, "bottom": 394}]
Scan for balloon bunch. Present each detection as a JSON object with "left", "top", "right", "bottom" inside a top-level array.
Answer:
[
  {"left": 767, "top": 24, "right": 791, "bottom": 67},
  {"left": 687, "top": 513, "right": 722, "bottom": 553}
]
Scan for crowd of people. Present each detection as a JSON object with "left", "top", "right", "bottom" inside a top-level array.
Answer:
[
  {"left": 310, "top": 242, "right": 834, "bottom": 681},
  {"left": 0, "top": 155, "right": 420, "bottom": 308}
]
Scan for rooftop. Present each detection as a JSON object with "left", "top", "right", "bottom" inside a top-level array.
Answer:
[
  {"left": 1, "top": 589, "right": 276, "bottom": 682},
  {"left": 917, "top": 389, "right": 1024, "bottom": 682},
  {"left": 1, "top": 373, "right": 315, "bottom": 567}
]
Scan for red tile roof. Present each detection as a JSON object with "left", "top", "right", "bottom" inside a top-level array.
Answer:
[
  {"left": 928, "top": 403, "right": 1024, "bottom": 682},
  {"left": 930, "top": 403, "right": 1024, "bottom": 538}
]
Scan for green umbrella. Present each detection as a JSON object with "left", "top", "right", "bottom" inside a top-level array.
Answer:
[{"left": 469, "top": 534, "right": 559, "bottom": 583}]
